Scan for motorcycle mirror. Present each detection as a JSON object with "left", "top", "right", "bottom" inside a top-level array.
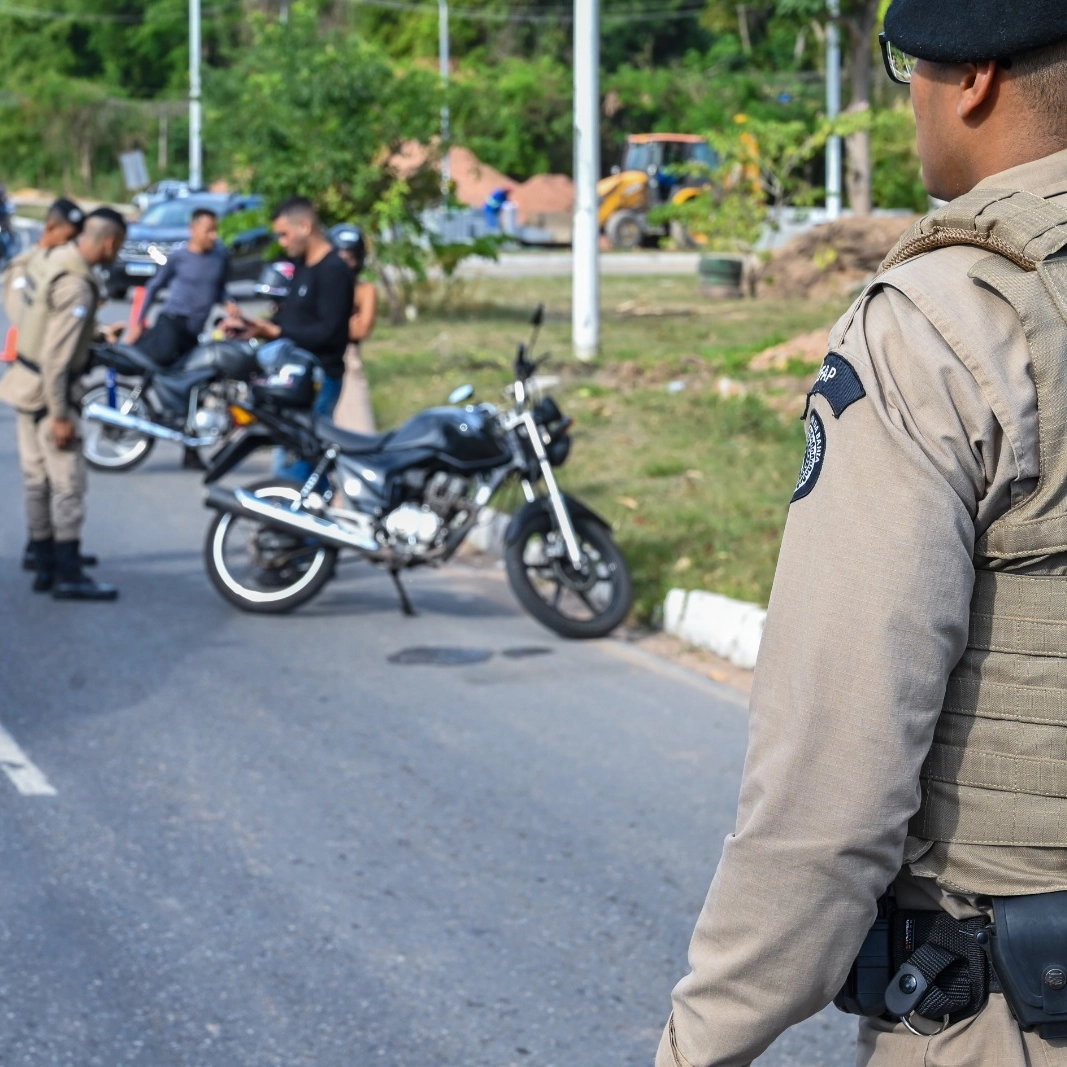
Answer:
[
  {"left": 448, "top": 384, "right": 475, "bottom": 405},
  {"left": 530, "top": 305, "right": 544, "bottom": 327}
]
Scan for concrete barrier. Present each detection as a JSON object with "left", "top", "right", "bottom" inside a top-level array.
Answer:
[{"left": 663, "top": 588, "right": 766, "bottom": 670}]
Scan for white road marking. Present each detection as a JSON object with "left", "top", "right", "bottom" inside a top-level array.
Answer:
[{"left": 0, "top": 722, "right": 56, "bottom": 796}]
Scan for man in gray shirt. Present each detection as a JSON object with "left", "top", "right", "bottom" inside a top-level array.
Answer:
[{"left": 128, "top": 207, "right": 229, "bottom": 366}]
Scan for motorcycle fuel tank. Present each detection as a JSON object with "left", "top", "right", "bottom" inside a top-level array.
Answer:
[
  {"left": 183, "top": 340, "right": 260, "bottom": 380},
  {"left": 386, "top": 407, "right": 507, "bottom": 469}
]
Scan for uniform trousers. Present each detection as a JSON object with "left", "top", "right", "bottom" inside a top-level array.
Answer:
[
  {"left": 333, "top": 343, "right": 376, "bottom": 433},
  {"left": 859, "top": 992, "right": 1067, "bottom": 1066},
  {"left": 16, "top": 410, "right": 85, "bottom": 542}
]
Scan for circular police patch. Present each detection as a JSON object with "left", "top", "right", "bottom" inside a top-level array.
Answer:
[{"left": 791, "top": 410, "right": 825, "bottom": 504}]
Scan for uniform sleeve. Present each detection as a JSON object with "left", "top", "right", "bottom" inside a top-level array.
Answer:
[
  {"left": 658, "top": 284, "right": 1024, "bottom": 1067},
  {"left": 40, "top": 273, "right": 96, "bottom": 420}
]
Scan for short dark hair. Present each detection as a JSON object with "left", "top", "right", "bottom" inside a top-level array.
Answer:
[
  {"left": 273, "top": 196, "right": 318, "bottom": 224},
  {"left": 1010, "top": 40, "right": 1067, "bottom": 133},
  {"left": 83, "top": 207, "right": 127, "bottom": 240},
  {"left": 191, "top": 207, "right": 218, "bottom": 224}
]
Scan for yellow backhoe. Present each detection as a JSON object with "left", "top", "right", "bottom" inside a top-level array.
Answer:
[{"left": 597, "top": 133, "right": 717, "bottom": 249}]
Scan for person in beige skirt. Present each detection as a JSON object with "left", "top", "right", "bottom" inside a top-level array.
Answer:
[{"left": 327, "top": 223, "right": 377, "bottom": 433}]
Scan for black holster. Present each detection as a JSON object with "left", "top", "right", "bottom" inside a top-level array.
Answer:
[
  {"left": 838, "top": 890, "right": 1067, "bottom": 1039},
  {"left": 835, "top": 894, "right": 994, "bottom": 1028},
  {"left": 983, "top": 891, "right": 1067, "bottom": 1039}
]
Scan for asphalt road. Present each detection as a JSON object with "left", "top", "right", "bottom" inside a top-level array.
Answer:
[{"left": 0, "top": 301, "right": 857, "bottom": 1064}]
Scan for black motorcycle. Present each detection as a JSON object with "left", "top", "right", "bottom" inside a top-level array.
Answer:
[
  {"left": 81, "top": 339, "right": 262, "bottom": 471},
  {"left": 202, "top": 309, "right": 633, "bottom": 639}
]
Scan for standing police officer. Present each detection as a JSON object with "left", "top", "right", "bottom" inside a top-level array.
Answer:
[
  {"left": 0, "top": 208, "right": 126, "bottom": 600},
  {"left": 1, "top": 197, "right": 85, "bottom": 326},
  {"left": 657, "top": 3, "right": 1067, "bottom": 1065}
]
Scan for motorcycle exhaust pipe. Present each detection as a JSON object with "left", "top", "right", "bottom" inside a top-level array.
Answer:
[
  {"left": 84, "top": 401, "right": 209, "bottom": 449},
  {"left": 204, "top": 486, "right": 381, "bottom": 555}
]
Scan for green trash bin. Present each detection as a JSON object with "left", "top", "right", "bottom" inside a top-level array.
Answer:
[{"left": 698, "top": 255, "right": 744, "bottom": 298}]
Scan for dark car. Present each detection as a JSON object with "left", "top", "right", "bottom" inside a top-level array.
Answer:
[{"left": 103, "top": 193, "right": 270, "bottom": 299}]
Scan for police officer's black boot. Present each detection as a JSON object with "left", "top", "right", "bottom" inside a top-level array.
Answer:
[
  {"left": 21, "top": 539, "right": 98, "bottom": 571},
  {"left": 52, "top": 541, "right": 118, "bottom": 602},
  {"left": 30, "top": 538, "right": 55, "bottom": 594}
]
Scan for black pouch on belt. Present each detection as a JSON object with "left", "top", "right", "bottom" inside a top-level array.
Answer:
[
  {"left": 835, "top": 894, "right": 994, "bottom": 1032},
  {"left": 982, "top": 892, "right": 1067, "bottom": 1039}
]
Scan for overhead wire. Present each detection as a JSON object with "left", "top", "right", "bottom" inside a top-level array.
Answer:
[
  {"left": 347, "top": 0, "right": 708, "bottom": 22},
  {"left": 0, "top": 0, "right": 709, "bottom": 26},
  {"left": 0, "top": 0, "right": 238, "bottom": 22}
]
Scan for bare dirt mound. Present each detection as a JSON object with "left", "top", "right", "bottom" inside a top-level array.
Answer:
[
  {"left": 511, "top": 173, "right": 574, "bottom": 226},
  {"left": 389, "top": 141, "right": 516, "bottom": 209},
  {"left": 759, "top": 214, "right": 919, "bottom": 300},
  {"left": 749, "top": 327, "right": 830, "bottom": 372}
]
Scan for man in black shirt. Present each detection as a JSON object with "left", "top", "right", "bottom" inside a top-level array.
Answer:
[{"left": 224, "top": 197, "right": 353, "bottom": 479}]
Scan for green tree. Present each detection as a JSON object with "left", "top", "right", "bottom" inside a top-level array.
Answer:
[{"left": 208, "top": 3, "right": 440, "bottom": 219}]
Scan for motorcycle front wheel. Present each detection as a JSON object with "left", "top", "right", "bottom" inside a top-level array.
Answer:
[
  {"left": 204, "top": 479, "right": 338, "bottom": 614},
  {"left": 504, "top": 509, "right": 633, "bottom": 639},
  {"left": 81, "top": 383, "right": 156, "bottom": 471}
]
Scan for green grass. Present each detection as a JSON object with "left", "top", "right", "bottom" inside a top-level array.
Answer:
[{"left": 365, "top": 275, "right": 844, "bottom": 622}]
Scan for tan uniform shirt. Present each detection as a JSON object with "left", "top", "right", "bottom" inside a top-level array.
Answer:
[
  {"left": 659, "top": 149, "right": 1067, "bottom": 1067},
  {"left": 0, "top": 246, "right": 100, "bottom": 421},
  {"left": 1, "top": 245, "right": 35, "bottom": 326}
]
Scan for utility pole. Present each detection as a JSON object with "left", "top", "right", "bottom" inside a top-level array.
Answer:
[
  {"left": 572, "top": 0, "right": 600, "bottom": 361},
  {"left": 189, "top": 0, "right": 203, "bottom": 190},
  {"left": 439, "top": 0, "right": 451, "bottom": 187},
  {"left": 825, "top": 0, "right": 842, "bottom": 220}
]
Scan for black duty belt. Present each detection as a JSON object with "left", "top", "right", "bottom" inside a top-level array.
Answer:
[{"left": 836, "top": 890, "right": 1067, "bottom": 1039}]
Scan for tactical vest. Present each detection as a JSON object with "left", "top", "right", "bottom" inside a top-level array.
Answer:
[
  {"left": 881, "top": 190, "right": 1067, "bottom": 875},
  {"left": 17, "top": 241, "right": 99, "bottom": 373}
]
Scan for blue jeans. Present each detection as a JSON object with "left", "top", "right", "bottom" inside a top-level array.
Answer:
[{"left": 273, "top": 373, "right": 343, "bottom": 484}]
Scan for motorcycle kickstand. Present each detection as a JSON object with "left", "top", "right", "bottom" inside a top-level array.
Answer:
[{"left": 390, "top": 568, "right": 416, "bottom": 617}]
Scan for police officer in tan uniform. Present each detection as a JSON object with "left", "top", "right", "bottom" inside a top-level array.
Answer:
[
  {"left": 657, "top": 3, "right": 1067, "bottom": 1065},
  {"left": 0, "top": 197, "right": 96, "bottom": 574},
  {"left": 1, "top": 197, "right": 84, "bottom": 327},
  {"left": 0, "top": 208, "right": 125, "bottom": 600}
]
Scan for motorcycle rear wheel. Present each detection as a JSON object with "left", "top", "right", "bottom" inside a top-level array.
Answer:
[
  {"left": 81, "top": 383, "right": 156, "bottom": 471},
  {"left": 204, "top": 479, "right": 338, "bottom": 614},
  {"left": 504, "top": 510, "right": 632, "bottom": 639}
]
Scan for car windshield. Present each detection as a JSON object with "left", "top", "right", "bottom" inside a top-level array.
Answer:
[{"left": 139, "top": 200, "right": 225, "bottom": 228}]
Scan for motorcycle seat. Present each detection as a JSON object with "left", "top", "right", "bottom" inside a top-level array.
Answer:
[
  {"left": 315, "top": 416, "right": 393, "bottom": 454},
  {"left": 95, "top": 342, "right": 169, "bottom": 375}
]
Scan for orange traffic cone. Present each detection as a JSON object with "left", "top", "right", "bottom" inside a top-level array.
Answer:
[
  {"left": 127, "top": 286, "right": 147, "bottom": 336},
  {"left": 2, "top": 326, "right": 17, "bottom": 362}
]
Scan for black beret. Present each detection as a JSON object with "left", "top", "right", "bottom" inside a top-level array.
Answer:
[
  {"left": 49, "top": 197, "right": 84, "bottom": 231},
  {"left": 884, "top": 0, "right": 1067, "bottom": 63}
]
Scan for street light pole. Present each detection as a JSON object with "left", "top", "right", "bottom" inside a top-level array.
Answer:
[
  {"left": 825, "top": 0, "right": 842, "bottom": 220},
  {"left": 439, "top": 0, "right": 451, "bottom": 186},
  {"left": 189, "top": 0, "right": 203, "bottom": 190},
  {"left": 572, "top": 0, "right": 600, "bottom": 361}
]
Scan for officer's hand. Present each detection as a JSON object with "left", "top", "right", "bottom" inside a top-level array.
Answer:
[
  {"left": 51, "top": 418, "right": 76, "bottom": 450},
  {"left": 101, "top": 322, "right": 125, "bottom": 344}
]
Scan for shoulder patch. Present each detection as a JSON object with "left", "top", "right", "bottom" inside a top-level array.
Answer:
[
  {"left": 791, "top": 411, "right": 825, "bottom": 504},
  {"left": 807, "top": 352, "right": 866, "bottom": 419},
  {"left": 71, "top": 304, "right": 88, "bottom": 320}
]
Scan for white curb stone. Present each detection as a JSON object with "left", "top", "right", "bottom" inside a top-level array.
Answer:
[
  {"left": 663, "top": 588, "right": 766, "bottom": 670},
  {"left": 466, "top": 507, "right": 511, "bottom": 556}
]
